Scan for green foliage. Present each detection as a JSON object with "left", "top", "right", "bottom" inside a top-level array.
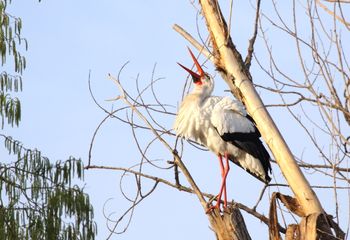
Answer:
[
  {"left": 0, "top": 88, "right": 21, "bottom": 128},
  {"left": 0, "top": 0, "right": 27, "bottom": 73},
  {"left": 0, "top": 135, "right": 97, "bottom": 239},
  {"left": 0, "top": 0, "right": 25, "bottom": 128},
  {"left": 0, "top": 1, "right": 97, "bottom": 239}
]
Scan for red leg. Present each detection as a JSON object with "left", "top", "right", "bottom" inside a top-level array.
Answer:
[
  {"left": 207, "top": 153, "right": 230, "bottom": 212},
  {"left": 217, "top": 154, "right": 227, "bottom": 209},
  {"left": 223, "top": 152, "right": 230, "bottom": 208},
  {"left": 216, "top": 152, "right": 230, "bottom": 208}
]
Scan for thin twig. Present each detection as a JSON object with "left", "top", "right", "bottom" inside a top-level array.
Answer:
[
  {"left": 316, "top": 0, "right": 350, "bottom": 27},
  {"left": 245, "top": 0, "right": 261, "bottom": 69}
]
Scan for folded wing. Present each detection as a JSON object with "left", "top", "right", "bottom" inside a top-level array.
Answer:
[{"left": 211, "top": 97, "right": 271, "bottom": 182}]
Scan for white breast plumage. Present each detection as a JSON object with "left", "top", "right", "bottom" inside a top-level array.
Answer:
[{"left": 174, "top": 95, "right": 219, "bottom": 145}]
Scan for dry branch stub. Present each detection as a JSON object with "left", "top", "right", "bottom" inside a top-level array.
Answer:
[
  {"left": 269, "top": 192, "right": 345, "bottom": 240},
  {"left": 208, "top": 206, "right": 252, "bottom": 240}
]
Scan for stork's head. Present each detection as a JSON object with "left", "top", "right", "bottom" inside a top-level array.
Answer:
[{"left": 178, "top": 48, "right": 214, "bottom": 97}]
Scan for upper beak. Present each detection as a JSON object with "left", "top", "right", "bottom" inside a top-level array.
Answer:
[{"left": 177, "top": 48, "right": 205, "bottom": 84}]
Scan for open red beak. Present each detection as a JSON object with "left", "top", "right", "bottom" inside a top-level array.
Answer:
[{"left": 177, "top": 48, "right": 205, "bottom": 84}]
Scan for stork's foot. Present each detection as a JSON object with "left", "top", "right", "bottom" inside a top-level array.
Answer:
[
  {"left": 206, "top": 195, "right": 218, "bottom": 212},
  {"left": 206, "top": 203, "right": 221, "bottom": 213},
  {"left": 206, "top": 195, "right": 227, "bottom": 213}
]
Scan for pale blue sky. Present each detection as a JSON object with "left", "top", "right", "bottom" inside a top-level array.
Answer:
[{"left": 3, "top": 1, "right": 349, "bottom": 239}]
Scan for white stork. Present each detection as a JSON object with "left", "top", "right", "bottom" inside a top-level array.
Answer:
[{"left": 174, "top": 48, "right": 272, "bottom": 211}]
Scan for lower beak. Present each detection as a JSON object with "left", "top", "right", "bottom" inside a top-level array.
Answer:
[{"left": 177, "top": 62, "right": 202, "bottom": 84}]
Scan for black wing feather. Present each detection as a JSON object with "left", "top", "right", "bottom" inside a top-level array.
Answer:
[{"left": 218, "top": 117, "right": 272, "bottom": 183}]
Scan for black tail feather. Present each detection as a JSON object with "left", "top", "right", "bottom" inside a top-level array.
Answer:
[{"left": 228, "top": 155, "right": 271, "bottom": 183}]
